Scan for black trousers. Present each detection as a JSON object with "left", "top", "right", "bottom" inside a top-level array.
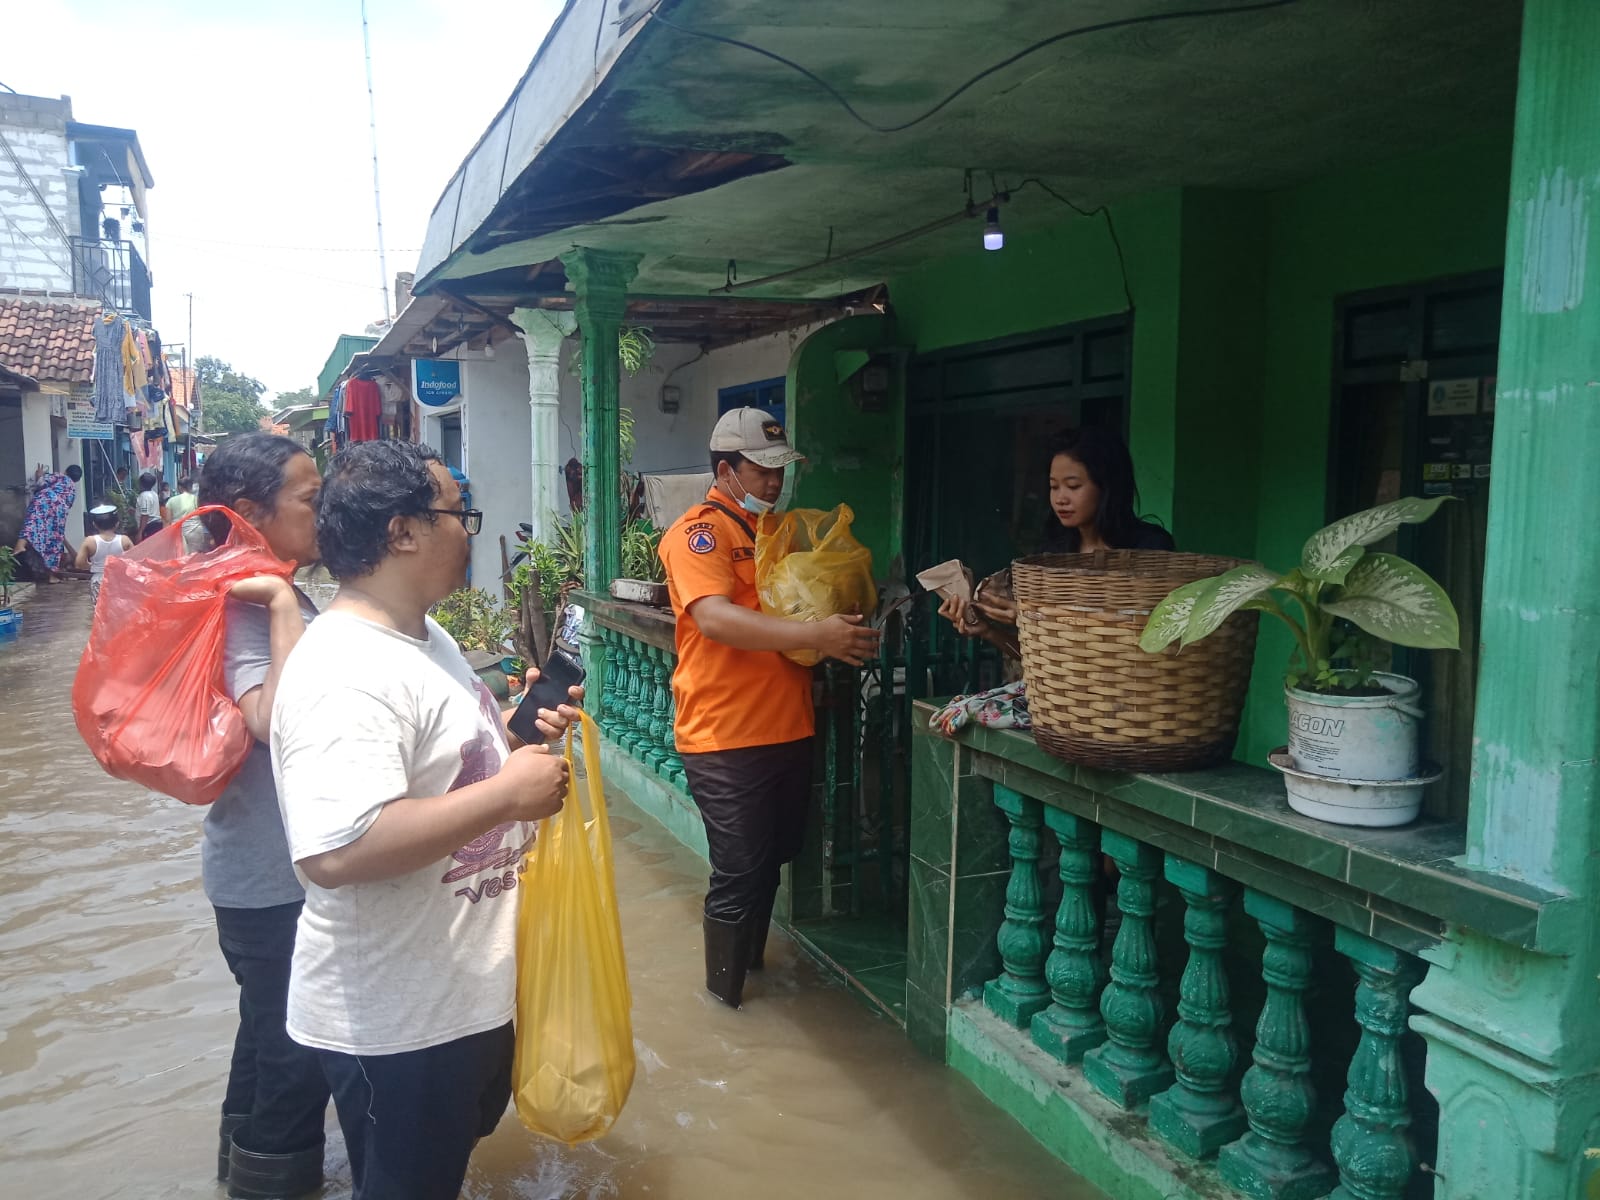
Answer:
[
  {"left": 214, "top": 901, "right": 330, "bottom": 1155},
  {"left": 318, "top": 1021, "right": 513, "bottom": 1200},
  {"left": 681, "top": 737, "right": 814, "bottom": 922}
]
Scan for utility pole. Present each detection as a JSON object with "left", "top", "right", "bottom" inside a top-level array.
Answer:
[
  {"left": 186, "top": 291, "right": 198, "bottom": 436},
  {"left": 361, "top": 0, "right": 392, "bottom": 324}
]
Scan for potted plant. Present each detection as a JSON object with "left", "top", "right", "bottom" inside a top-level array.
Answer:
[
  {"left": 431, "top": 587, "right": 516, "bottom": 699},
  {"left": 0, "top": 546, "right": 19, "bottom": 645},
  {"left": 1140, "top": 496, "right": 1459, "bottom": 826}
]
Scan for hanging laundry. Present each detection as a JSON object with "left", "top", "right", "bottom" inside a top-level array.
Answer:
[
  {"left": 345, "top": 378, "right": 382, "bottom": 442},
  {"left": 93, "top": 313, "right": 128, "bottom": 422},
  {"left": 120, "top": 323, "right": 141, "bottom": 399}
]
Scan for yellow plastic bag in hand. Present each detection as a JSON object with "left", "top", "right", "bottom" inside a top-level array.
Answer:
[
  {"left": 755, "top": 504, "right": 877, "bottom": 666},
  {"left": 513, "top": 711, "right": 634, "bottom": 1145}
]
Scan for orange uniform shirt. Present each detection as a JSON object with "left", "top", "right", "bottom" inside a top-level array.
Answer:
[{"left": 659, "top": 490, "right": 814, "bottom": 754}]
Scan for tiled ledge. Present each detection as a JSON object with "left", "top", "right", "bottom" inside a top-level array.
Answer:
[
  {"left": 919, "top": 703, "right": 1564, "bottom": 956},
  {"left": 577, "top": 591, "right": 675, "bottom": 652}
]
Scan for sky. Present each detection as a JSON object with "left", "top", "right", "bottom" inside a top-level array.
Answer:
[{"left": 4, "top": 0, "right": 565, "bottom": 401}]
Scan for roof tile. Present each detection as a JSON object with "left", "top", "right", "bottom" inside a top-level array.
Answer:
[{"left": 0, "top": 296, "right": 99, "bottom": 385}]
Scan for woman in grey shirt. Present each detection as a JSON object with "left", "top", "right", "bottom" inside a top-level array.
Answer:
[{"left": 198, "top": 433, "right": 328, "bottom": 1199}]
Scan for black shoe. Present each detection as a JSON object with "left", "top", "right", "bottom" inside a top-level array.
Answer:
[
  {"left": 747, "top": 896, "right": 775, "bottom": 972},
  {"left": 218, "top": 1114, "right": 249, "bottom": 1183},
  {"left": 704, "top": 913, "right": 751, "bottom": 1009},
  {"left": 226, "top": 1137, "right": 325, "bottom": 1199}
]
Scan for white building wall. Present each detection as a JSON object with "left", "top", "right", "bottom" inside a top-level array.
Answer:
[
  {"left": 421, "top": 323, "right": 820, "bottom": 596},
  {"left": 0, "top": 95, "right": 78, "bottom": 293},
  {"left": 554, "top": 327, "right": 814, "bottom": 484},
  {"left": 460, "top": 349, "right": 532, "bottom": 596}
]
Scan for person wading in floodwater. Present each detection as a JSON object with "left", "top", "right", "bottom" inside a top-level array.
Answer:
[
  {"left": 658, "top": 408, "right": 882, "bottom": 1010},
  {"left": 195, "top": 432, "right": 331, "bottom": 1198}
]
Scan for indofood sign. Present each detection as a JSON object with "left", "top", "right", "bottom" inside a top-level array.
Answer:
[{"left": 412, "top": 359, "right": 462, "bottom": 408}]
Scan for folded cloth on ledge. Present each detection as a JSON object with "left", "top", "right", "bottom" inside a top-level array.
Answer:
[{"left": 928, "top": 680, "right": 1031, "bottom": 737}]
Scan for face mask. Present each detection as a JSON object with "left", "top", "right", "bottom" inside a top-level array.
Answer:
[{"left": 729, "top": 471, "right": 776, "bottom": 516}]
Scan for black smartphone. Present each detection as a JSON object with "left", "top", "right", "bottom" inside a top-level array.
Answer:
[{"left": 507, "top": 648, "right": 587, "bottom": 745}]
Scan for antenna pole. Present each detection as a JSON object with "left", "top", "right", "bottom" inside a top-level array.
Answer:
[{"left": 361, "top": 0, "right": 392, "bottom": 323}]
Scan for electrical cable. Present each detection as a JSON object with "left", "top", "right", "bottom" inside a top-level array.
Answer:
[
  {"left": 1015, "top": 177, "right": 1135, "bottom": 313},
  {"left": 648, "top": 0, "right": 1305, "bottom": 135}
]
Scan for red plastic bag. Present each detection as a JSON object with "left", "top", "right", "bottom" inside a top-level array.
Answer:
[{"left": 72, "top": 506, "right": 296, "bottom": 804}]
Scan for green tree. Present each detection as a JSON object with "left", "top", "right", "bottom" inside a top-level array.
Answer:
[
  {"left": 195, "top": 355, "right": 271, "bottom": 434},
  {"left": 273, "top": 386, "right": 319, "bottom": 410}
]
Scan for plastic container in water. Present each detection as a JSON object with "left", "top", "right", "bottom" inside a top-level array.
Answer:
[
  {"left": 0, "top": 608, "right": 21, "bottom": 645},
  {"left": 1284, "top": 672, "right": 1422, "bottom": 781}
]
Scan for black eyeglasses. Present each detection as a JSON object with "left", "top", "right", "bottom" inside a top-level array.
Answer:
[{"left": 426, "top": 508, "right": 483, "bottom": 535}]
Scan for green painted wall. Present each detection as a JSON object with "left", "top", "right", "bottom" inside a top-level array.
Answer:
[
  {"left": 1236, "top": 129, "right": 1514, "bottom": 761},
  {"left": 787, "top": 315, "right": 905, "bottom": 580},
  {"left": 1171, "top": 190, "right": 1269, "bottom": 559},
  {"left": 879, "top": 132, "right": 1514, "bottom": 768},
  {"left": 890, "top": 189, "right": 1184, "bottom": 527}
]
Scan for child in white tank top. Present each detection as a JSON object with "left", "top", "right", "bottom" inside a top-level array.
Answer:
[{"left": 75, "top": 506, "right": 131, "bottom": 609}]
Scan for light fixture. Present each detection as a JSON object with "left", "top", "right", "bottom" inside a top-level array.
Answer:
[{"left": 983, "top": 206, "right": 1004, "bottom": 251}]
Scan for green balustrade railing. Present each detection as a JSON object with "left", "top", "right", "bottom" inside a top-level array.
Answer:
[
  {"left": 588, "top": 601, "right": 684, "bottom": 791},
  {"left": 978, "top": 782, "right": 1430, "bottom": 1200}
]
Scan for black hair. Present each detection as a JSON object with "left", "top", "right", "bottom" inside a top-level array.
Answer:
[
  {"left": 177, "top": 475, "right": 194, "bottom": 490},
  {"left": 92, "top": 509, "right": 119, "bottom": 532},
  {"left": 66, "top": 464, "right": 83, "bottom": 482},
  {"left": 1042, "top": 426, "right": 1150, "bottom": 552},
  {"left": 197, "top": 431, "right": 311, "bottom": 542},
  {"left": 138, "top": 470, "right": 158, "bottom": 491},
  {"left": 710, "top": 450, "right": 747, "bottom": 476},
  {"left": 317, "top": 440, "right": 444, "bottom": 580}
]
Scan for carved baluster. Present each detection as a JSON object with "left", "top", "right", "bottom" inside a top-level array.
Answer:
[
  {"left": 1083, "top": 832, "right": 1172, "bottom": 1108},
  {"left": 1218, "top": 891, "right": 1335, "bottom": 1199},
  {"left": 627, "top": 638, "right": 650, "bottom": 756},
  {"left": 599, "top": 627, "right": 621, "bottom": 740},
  {"left": 982, "top": 786, "right": 1050, "bottom": 1027},
  {"left": 1329, "top": 929, "right": 1424, "bottom": 1200},
  {"left": 663, "top": 660, "right": 686, "bottom": 788},
  {"left": 1030, "top": 808, "right": 1107, "bottom": 1062},
  {"left": 618, "top": 638, "right": 642, "bottom": 754},
  {"left": 1149, "top": 857, "right": 1243, "bottom": 1158},
  {"left": 646, "top": 644, "right": 671, "bottom": 773}
]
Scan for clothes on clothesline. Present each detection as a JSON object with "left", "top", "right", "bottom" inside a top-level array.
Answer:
[
  {"left": 92, "top": 313, "right": 128, "bottom": 422},
  {"left": 344, "top": 378, "right": 382, "bottom": 442}
]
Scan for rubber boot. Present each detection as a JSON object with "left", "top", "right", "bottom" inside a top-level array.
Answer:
[
  {"left": 226, "top": 1137, "right": 325, "bottom": 1200},
  {"left": 746, "top": 890, "right": 776, "bottom": 971},
  {"left": 703, "top": 914, "right": 750, "bottom": 1009},
  {"left": 218, "top": 1114, "right": 249, "bottom": 1183}
]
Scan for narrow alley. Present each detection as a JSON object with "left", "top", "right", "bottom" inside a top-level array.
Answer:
[{"left": 0, "top": 583, "right": 1094, "bottom": 1200}]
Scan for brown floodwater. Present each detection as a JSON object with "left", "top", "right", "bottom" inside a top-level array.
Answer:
[{"left": 0, "top": 584, "right": 1097, "bottom": 1199}]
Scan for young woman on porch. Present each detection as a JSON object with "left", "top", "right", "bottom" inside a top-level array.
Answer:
[{"left": 937, "top": 425, "right": 1173, "bottom": 658}]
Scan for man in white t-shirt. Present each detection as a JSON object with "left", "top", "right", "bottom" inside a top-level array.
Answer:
[{"left": 271, "top": 440, "right": 580, "bottom": 1200}]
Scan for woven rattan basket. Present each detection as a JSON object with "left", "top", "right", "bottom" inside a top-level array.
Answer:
[{"left": 1014, "top": 551, "right": 1260, "bottom": 772}]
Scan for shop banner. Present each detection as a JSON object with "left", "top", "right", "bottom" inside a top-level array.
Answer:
[{"left": 412, "top": 359, "right": 462, "bottom": 408}]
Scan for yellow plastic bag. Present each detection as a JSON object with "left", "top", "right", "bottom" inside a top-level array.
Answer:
[
  {"left": 755, "top": 504, "right": 878, "bottom": 666},
  {"left": 512, "top": 711, "right": 635, "bottom": 1144}
]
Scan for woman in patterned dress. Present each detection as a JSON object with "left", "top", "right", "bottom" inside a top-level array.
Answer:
[{"left": 13, "top": 463, "right": 82, "bottom": 582}]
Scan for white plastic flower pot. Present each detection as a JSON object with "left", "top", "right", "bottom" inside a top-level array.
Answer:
[
  {"left": 1284, "top": 672, "right": 1422, "bottom": 782},
  {"left": 1269, "top": 749, "right": 1438, "bottom": 828}
]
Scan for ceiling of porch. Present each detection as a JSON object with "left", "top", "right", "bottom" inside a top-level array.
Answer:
[{"left": 417, "top": 0, "right": 1523, "bottom": 311}]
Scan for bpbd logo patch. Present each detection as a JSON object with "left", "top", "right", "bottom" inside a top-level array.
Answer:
[
  {"left": 762, "top": 421, "right": 784, "bottom": 441},
  {"left": 687, "top": 522, "right": 716, "bottom": 554}
]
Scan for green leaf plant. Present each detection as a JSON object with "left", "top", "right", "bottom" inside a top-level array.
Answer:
[{"left": 1139, "top": 497, "right": 1461, "bottom": 694}]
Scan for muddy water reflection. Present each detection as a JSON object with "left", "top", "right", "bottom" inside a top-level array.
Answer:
[{"left": 1, "top": 585, "right": 1096, "bottom": 1199}]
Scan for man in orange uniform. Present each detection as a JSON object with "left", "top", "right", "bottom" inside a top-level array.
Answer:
[{"left": 659, "top": 408, "right": 881, "bottom": 1008}]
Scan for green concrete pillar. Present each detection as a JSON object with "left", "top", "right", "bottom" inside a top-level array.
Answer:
[
  {"left": 559, "top": 247, "right": 639, "bottom": 590},
  {"left": 1410, "top": 8, "right": 1600, "bottom": 1198}
]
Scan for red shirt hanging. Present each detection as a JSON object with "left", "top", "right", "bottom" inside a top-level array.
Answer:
[{"left": 345, "top": 379, "right": 382, "bottom": 442}]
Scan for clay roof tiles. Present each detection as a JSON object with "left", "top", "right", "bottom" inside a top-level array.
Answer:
[{"left": 0, "top": 296, "right": 99, "bottom": 385}]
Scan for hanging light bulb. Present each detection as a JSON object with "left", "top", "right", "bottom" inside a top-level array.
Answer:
[{"left": 983, "top": 206, "right": 1004, "bottom": 251}]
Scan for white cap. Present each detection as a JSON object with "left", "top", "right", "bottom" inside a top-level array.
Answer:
[
  {"left": 709, "top": 407, "right": 805, "bottom": 469},
  {"left": 89, "top": 504, "right": 117, "bottom": 516}
]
